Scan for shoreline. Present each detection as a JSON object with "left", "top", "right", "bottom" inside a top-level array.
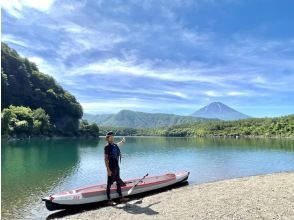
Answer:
[
  {"left": 2, "top": 135, "right": 294, "bottom": 141},
  {"left": 1, "top": 135, "right": 100, "bottom": 141},
  {"left": 50, "top": 171, "right": 294, "bottom": 219}
]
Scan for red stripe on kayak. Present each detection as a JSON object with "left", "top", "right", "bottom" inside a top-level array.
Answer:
[
  {"left": 81, "top": 175, "right": 177, "bottom": 196},
  {"left": 56, "top": 173, "right": 186, "bottom": 197},
  {"left": 75, "top": 173, "right": 175, "bottom": 192}
]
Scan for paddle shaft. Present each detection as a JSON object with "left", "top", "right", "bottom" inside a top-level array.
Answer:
[{"left": 128, "top": 173, "right": 149, "bottom": 195}]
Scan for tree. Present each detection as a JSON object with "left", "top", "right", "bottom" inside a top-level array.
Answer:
[
  {"left": 1, "top": 43, "right": 83, "bottom": 136},
  {"left": 32, "top": 108, "right": 51, "bottom": 134},
  {"left": 1, "top": 105, "right": 51, "bottom": 137},
  {"left": 89, "top": 123, "right": 99, "bottom": 137},
  {"left": 79, "top": 120, "right": 99, "bottom": 137},
  {"left": 1, "top": 107, "right": 15, "bottom": 135}
]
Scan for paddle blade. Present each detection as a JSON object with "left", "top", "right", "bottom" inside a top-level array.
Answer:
[
  {"left": 127, "top": 187, "right": 134, "bottom": 195},
  {"left": 127, "top": 173, "right": 148, "bottom": 195}
]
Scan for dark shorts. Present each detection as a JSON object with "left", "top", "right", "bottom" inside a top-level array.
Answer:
[
  {"left": 108, "top": 166, "right": 120, "bottom": 185},
  {"left": 107, "top": 166, "right": 126, "bottom": 187}
]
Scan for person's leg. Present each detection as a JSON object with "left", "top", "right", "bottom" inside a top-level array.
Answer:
[
  {"left": 116, "top": 179, "right": 122, "bottom": 198},
  {"left": 106, "top": 175, "right": 113, "bottom": 201},
  {"left": 113, "top": 167, "right": 123, "bottom": 198},
  {"left": 119, "top": 177, "right": 126, "bottom": 186},
  {"left": 115, "top": 167, "right": 129, "bottom": 202}
]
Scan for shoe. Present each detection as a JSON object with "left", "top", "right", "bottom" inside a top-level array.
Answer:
[
  {"left": 119, "top": 197, "right": 129, "bottom": 203},
  {"left": 107, "top": 200, "right": 115, "bottom": 206}
]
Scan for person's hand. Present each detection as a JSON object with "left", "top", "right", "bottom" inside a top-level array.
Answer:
[
  {"left": 107, "top": 170, "right": 112, "bottom": 176},
  {"left": 121, "top": 137, "right": 126, "bottom": 143}
]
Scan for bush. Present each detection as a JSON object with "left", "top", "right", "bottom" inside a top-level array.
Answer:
[{"left": 1, "top": 105, "right": 51, "bottom": 137}]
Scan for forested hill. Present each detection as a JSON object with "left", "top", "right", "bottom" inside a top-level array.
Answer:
[
  {"left": 98, "top": 114, "right": 294, "bottom": 138},
  {"left": 153, "top": 114, "right": 294, "bottom": 138},
  {"left": 84, "top": 109, "right": 215, "bottom": 128},
  {"left": 1, "top": 43, "right": 83, "bottom": 136}
]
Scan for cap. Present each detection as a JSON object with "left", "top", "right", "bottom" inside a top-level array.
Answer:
[{"left": 106, "top": 131, "right": 114, "bottom": 137}]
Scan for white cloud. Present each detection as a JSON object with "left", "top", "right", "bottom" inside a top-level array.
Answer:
[
  {"left": 61, "top": 23, "right": 85, "bottom": 33},
  {"left": 2, "top": 34, "right": 29, "bottom": 47},
  {"left": 250, "top": 75, "right": 267, "bottom": 84},
  {"left": 56, "top": 22, "right": 128, "bottom": 59},
  {"left": 180, "top": 29, "right": 212, "bottom": 47},
  {"left": 68, "top": 58, "right": 229, "bottom": 86},
  {"left": 164, "top": 91, "right": 188, "bottom": 99},
  {"left": 2, "top": 0, "right": 55, "bottom": 18},
  {"left": 27, "top": 56, "right": 62, "bottom": 80},
  {"left": 81, "top": 98, "right": 199, "bottom": 114},
  {"left": 81, "top": 98, "right": 156, "bottom": 114},
  {"left": 204, "top": 90, "right": 257, "bottom": 97},
  {"left": 204, "top": 90, "right": 221, "bottom": 97},
  {"left": 249, "top": 74, "right": 294, "bottom": 92},
  {"left": 227, "top": 91, "right": 249, "bottom": 96}
]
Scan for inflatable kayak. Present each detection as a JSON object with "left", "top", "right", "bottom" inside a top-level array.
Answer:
[{"left": 42, "top": 171, "right": 189, "bottom": 211}]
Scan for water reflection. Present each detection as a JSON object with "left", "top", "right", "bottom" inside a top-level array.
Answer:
[
  {"left": 1, "top": 138, "right": 99, "bottom": 220},
  {"left": 1, "top": 137, "right": 294, "bottom": 220}
]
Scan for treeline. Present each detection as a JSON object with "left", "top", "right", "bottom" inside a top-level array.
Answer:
[
  {"left": 158, "top": 114, "right": 294, "bottom": 138},
  {"left": 99, "top": 126, "right": 147, "bottom": 136},
  {"left": 99, "top": 115, "right": 294, "bottom": 138},
  {"left": 1, "top": 105, "right": 99, "bottom": 138},
  {"left": 1, "top": 43, "right": 99, "bottom": 138}
]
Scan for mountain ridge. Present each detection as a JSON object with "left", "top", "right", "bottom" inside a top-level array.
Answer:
[
  {"left": 84, "top": 102, "right": 250, "bottom": 127},
  {"left": 83, "top": 109, "right": 216, "bottom": 128}
]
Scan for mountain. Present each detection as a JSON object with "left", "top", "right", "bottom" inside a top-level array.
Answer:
[
  {"left": 191, "top": 102, "right": 250, "bottom": 120},
  {"left": 83, "top": 110, "right": 214, "bottom": 128},
  {"left": 83, "top": 113, "right": 114, "bottom": 124}
]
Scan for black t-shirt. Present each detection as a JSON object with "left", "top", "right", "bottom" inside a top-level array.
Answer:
[{"left": 104, "top": 143, "right": 120, "bottom": 167}]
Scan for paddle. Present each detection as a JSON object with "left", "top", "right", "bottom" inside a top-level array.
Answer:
[{"left": 127, "top": 173, "right": 149, "bottom": 195}]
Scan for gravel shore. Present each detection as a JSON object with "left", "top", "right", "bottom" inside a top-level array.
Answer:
[{"left": 50, "top": 172, "right": 294, "bottom": 220}]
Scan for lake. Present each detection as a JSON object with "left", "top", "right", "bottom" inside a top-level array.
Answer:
[{"left": 1, "top": 137, "right": 294, "bottom": 219}]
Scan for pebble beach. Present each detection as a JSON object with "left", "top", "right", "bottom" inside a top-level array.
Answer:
[{"left": 49, "top": 172, "right": 294, "bottom": 220}]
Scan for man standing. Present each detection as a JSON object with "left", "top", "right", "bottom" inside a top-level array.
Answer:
[{"left": 104, "top": 131, "right": 129, "bottom": 205}]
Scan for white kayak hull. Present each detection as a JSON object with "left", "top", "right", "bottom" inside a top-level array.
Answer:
[{"left": 43, "top": 171, "right": 189, "bottom": 211}]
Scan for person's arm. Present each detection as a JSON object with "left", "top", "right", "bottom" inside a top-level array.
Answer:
[
  {"left": 104, "top": 146, "right": 112, "bottom": 176},
  {"left": 117, "top": 137, "right": 126, "bottom": 147},
  {"left": 104, "top": 154, "right": 112, "bottom": 176}
]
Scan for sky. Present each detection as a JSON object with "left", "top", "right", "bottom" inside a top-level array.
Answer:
[{"left": 2, "top": 0, "right": 294, "bottom": 117}]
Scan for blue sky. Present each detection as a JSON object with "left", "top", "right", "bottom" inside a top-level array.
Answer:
[{"left": 2, "top": 0, "right": 294, "bottom": 117}]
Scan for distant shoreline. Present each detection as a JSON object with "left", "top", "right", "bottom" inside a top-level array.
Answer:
[
  {"left": 2, "top": 134, "right": 294, "bottom": 141},
  {"left": 103, "top": 135, "right": 294, "bottom": 139},
  {"left": 1, "top": 135, "right": 100, "bottom": 141}
]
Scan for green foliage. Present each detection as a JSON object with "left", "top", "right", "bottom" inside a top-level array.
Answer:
[
  {"left": 14, "top": 120, "right": 29, "bottom": 135},
  {"left": 1, "top": 105, "right": 52, "bottom": 137},
  {"left": 1, "top": 43, "right": 83, "bottom": 136},
  {"left": 99, "top": 126, "right": 145, "bottom": 136},
  {"left": 32, "top": 108, "right": 51, "bottom": 135},
  {"left": 89, "top": 123, "right": 99, "bottom": 137},
  {"left": 154, "top": 115, "right": 294, "bottom": 138},
  {"left": 79, "top": 120, "right": 99, "bottom": 137},
  {"left": 99, "top": 115, "right": 294, "bottom": 138}
]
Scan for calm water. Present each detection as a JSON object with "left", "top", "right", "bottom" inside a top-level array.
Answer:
[{"left": 2, "top": 137, "right": 294, "bottom": 219}]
